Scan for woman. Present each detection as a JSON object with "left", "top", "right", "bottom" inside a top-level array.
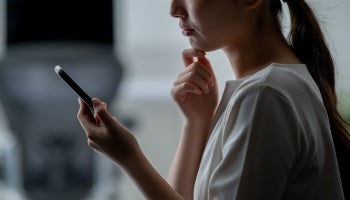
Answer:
[{"left": 77, "top": 0, "right": 349, "bottom": 199}]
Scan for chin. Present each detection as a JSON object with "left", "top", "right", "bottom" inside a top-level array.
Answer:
[{"left": 189, "top": 40, "right": 220, "bottom": 53}]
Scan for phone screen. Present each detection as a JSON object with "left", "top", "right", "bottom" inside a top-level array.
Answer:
[{"left": 54, "top": 65, "right": 94, "bottom": 111}]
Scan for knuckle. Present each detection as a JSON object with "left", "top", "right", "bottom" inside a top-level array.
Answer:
[
  {"left": 187, "top": 71, "right": 196, "bottom": 79},
  {"left": 182, "top": 82, "right": 193, "bottom": 90},
  {"left": 192, "top": 62, "right": 201, "bottom": 69},
  {"left": 173, "top": 79, "right": 180, "bottom": 86},
  {"left": 182, "top": 48, "right": 191, "bottom": 56}
]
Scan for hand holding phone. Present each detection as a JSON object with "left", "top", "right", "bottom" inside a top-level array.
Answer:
[{"left": 54, "top": 65, "right": 94, "bottom": 111}]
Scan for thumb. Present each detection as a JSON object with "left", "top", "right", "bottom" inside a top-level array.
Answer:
[
  {"left": 92, "top": 98, "right": 117, "bottom": 128},
  {"left": 197, "top": 56, "right": 213, "bottom": 73},
  {"left": 197, "top": 56, "right": 217, "bottom": 87}
]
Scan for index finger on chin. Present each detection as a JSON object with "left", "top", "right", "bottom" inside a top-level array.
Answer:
[{"left": 182, "top": 48, "right": 206, "bottom": 66}]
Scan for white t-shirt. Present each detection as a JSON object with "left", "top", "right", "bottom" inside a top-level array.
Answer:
[{"left": 193, "top": 63, "right": 344, "bottom": 200}]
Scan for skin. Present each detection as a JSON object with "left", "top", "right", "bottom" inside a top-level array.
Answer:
[
  {"left": 77, "top": 0, "right": 301, "bottom": 199},
  {"left": 168, "top": 49, "right": 218, "bottom": 199}
]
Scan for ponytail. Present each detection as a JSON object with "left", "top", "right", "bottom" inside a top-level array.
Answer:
[
  {"left": 271, "top": 0, "right": 350, "bottom": 195},
  {"left": 275, "top": 0, "right": 350, "bottom": 148}
]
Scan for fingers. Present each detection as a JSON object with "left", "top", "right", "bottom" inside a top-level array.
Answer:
[
  {"left": 174, "top": 49, "right": 215, "bottom": 95},
  {"left": 172, "top": 63, "right": 212, "bottom": 104},
  {"left": 92, "top": 98, "right": 120, "bottom": 130},
  {"left": 172, "top": 81, "right": 203, "bottom": 96},
  {"left": 182, "top": 48, "right": 205, "bottom": 66},
  {"left": 78, "top": 98, "right": 122, "bottom": 144},
  {"left": 197, "top": 56, "right": 216, "bottom": 88},
  {"left": 78, "top": 98, "right": 96, "bottom": 125},
  {"left": 174, "top": 65, "right": 211, "bottom": 94},
  {"left": 77, "top": 98, "right": 100, "bottom": 135},
  {"left": 182, "top": 48, "right": 216, "bottom": 84},
  {"left": 197, "top": 56, "right": 212, "bottom": 73}
]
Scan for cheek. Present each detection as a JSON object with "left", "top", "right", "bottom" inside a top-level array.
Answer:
[
  {"left": 199, "top": 24, "right": 234, "bottom": 49},
  {"left": 189, "top": 9, "right": 240, "bottom": 51}
]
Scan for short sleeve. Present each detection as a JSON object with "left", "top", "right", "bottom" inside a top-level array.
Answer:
[{"left": 208, "top": 85, "right": 302, "bottom": 200}]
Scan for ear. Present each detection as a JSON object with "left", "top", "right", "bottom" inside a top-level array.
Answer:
[{"left": 245, "top": 0, "right": 263, "bottom": 9}]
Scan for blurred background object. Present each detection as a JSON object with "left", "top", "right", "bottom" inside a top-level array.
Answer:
[
  {"left": 0, "top": 0, "right": 124, "bottom": 199},
  {"left": 0, "top": 101, "right": 25, "bottom": 200}
]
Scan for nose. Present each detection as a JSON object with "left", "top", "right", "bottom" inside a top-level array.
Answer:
[{"left": 170, "top": 0, "right": 187, "bottom": 19}]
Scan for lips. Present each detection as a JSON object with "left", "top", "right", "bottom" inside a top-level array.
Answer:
[
  {"left": 181, "top": 28, "right": 195, "bottom": 36},
  {"left": 179, "top": 22, "right": 195, "bottom": 36}
]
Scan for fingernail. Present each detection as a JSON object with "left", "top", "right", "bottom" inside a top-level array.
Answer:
[{"left": 78, "top": 98, "right": 82, "bottom": 104}]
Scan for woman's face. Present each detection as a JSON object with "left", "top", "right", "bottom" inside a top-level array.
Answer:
[{"left": 170, "top": 0, "right": 249, "bottom": 52}]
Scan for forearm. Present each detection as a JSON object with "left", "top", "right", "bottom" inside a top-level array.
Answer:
[
  {"left": 168, "top": 49, "right": 218, "bottom": 198},
  {"left": 123, "top": 150, "right": 184, "bottom": 200},
  {"left": 168, "top": 121, "right": 211, "bottom": 199}
]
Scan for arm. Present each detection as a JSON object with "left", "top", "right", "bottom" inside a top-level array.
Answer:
[
  {"left": 168, "top": 49, "right": 218, "bottom": 199},
  {"left": 77, "top": 98, "right": 184, "bottom": 200},
  {"left": 167, "top": 120, "right": 211, "bottom": 199}
]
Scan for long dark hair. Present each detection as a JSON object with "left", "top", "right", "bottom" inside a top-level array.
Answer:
[{"left": 271, "top": 0, "right": 349, "bottom": 195}]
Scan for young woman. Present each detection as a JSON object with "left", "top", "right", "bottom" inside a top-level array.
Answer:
[{"left": 77, "top": 0, "right": 349, "bottom": 199}]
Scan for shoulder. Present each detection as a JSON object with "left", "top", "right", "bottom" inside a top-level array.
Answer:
[
  {"left": 219, "top": 65, "right": 311, "bottom": 160},
  {"left": 221, "top": 63, "right": 328, "bottom": 151},
  {"left": 232, "top": 63, "right": 322, "bottom": 105},
  {"left": 222, "top": 64, "right": 313, "bottom": 139},
  {"left": 223, "top": 65, "right": 306, "bottom": 133}
]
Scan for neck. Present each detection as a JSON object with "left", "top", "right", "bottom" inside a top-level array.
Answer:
[{"left": 223, "top": 30, "right": 300, "bottom": 79}]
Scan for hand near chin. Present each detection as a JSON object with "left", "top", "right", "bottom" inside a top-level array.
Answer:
[
  {"left": 171, "top": 48, "right": 219, "bottom": 125},
  {"left": 77, "top": 98, "right": 141, "bottom": 167}
]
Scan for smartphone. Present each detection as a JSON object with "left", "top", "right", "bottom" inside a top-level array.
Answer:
[{"left": 54, "top": 65, "right": 94, "bottom": 111}]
